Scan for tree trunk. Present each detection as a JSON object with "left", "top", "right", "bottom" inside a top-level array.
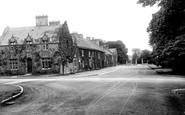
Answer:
[
  {"left": 62, "top": 63, "right": 65, "bottom": 75},
  {"left": 59, "top": 62, "right": 61, "bottom": 74}
]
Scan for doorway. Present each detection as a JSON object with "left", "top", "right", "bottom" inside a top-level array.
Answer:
[{"left": 27, "top": 58, "right": 32, "bottom": 73}]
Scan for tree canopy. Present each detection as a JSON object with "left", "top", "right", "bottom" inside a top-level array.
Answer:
[
  {"left": 138, "top": 50, "right": 152, "bottom": 64},
  {"left": 106, "top": 40, "right": 128, "bottom": 64},
  {"left": 138, "top": 0, "right": 185, "bottom": 71}
]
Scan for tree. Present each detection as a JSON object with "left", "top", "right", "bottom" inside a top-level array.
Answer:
[
  {"left": 132, "top": 48, "right": 141, "bottom": 64},
  {"left": 138, "top": 0, "right": 185, "bottom": 71},
  {"left": 57, "top": 21, "right": 75, "bottom": 75},
  {"left": 138, "top": 50, "right": 152, "bottom": 64},
  {"left": 106, "top": 40, "right": 128, "bottom": 64},
  {"left": 132, "top": 53, "right": 138, "bottom": 64}
]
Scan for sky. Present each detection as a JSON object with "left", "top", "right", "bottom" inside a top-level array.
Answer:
[{"left": 0, "top": 0, "right": 159, "bottom": 55}]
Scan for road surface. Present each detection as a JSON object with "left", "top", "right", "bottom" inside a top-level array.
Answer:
[{"left": 0, "top": 65, "right": 185, "bottom": 115}]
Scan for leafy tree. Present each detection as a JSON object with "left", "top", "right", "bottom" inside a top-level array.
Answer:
[
  {"left": 106, "top": 40, "right": 128, "bottom": 64},
  {"left": 138, "top": 50, "right": 152, "bottom": 64},
  {"left": 57, "top": 21, "right": 75, "bottom": 74},
  {"left": 138, "top": 0, "right": 185, "bottom": 71},
  {"left": 132, "top": 53, "right": 138, "bottom": 64}
]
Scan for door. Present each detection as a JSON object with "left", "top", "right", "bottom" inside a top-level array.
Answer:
[{"left": 27, "top": 58, "right": 32, "bottom": 73}]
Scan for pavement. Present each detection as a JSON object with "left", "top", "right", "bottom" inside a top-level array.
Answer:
[
  {"left": 0, "top": 64, "right": 185, "bottom": 115},
  {"left": 0, "top": 84, "right": 20, "bottom": 103}
]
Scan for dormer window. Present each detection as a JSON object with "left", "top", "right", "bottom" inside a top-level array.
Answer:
[
  {"left": 9, "top": 35, "right": 17, "bottom": 51},
  {"left": 10, "top": 42, "right": 16, "bottom": 45},
  {"left": 25, "top": 33, "right": 33, "bottom": 51},
  {"left": 43, "top": 40, "right": 48, "bottom": 49},
  {"left": 42, "top": 34, "right": 49, "bottom": 50}
]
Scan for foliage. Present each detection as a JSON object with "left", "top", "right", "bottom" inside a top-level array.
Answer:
[
  {"left": 132, "top": 53, "right": 138, "bottom": 64},
  {"left": 32, "top": 51, "right": 41, "bottom": 74},
  {"left": 57, "top": 21, "right": 75, "bottom": 74},
  {"left": 138, "top": 50, "right": 152, "bottom": 64},
  {"left": 106, "top": 40, "right": 128, "bottom": 64},
  {"left": 138, "top": 0, "right": 185, "bottom": 71}
]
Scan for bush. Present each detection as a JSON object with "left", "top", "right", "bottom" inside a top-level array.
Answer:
[{"left": 1, "top": 69, "right": 25, "bottom": 76}]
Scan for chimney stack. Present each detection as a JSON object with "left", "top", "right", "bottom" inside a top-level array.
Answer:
[
  {"left": 91, "top": 39, "right": 100, "bottom": 46},
  {"left": 35, "top": 15, "right": 48, "bottom": 26},
  {"left": 86, "top": 37, "right": 91, "bottom": 41},
  {"left": 49, "top": 20, "right": 60, "bottom": 26}
]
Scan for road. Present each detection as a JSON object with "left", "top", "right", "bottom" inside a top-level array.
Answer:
[{"left": 0, "top": 65, "right": 185, "bottom": 115}]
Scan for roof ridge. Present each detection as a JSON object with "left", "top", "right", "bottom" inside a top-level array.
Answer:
[
  {"left": 9, "top": 26, "right": 35, "bottom": 30},
  {"left": 9, "top": 24, "right": 63, "bottom": 30}
]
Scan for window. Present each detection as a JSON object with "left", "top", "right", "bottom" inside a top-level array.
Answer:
[
  {"left": 26, "top": 41, "right": 32, "bottom": 51},
  {"left": 89, "top": 51, "right": 91, "bottom": 57},
  {"left": 74, "top": 58, "right": 77, "bottom": 66},
  {"left": 42, "top": 34, "right": 49, "bottom": 50},
  {"left": 92, "top": 51, "right": 94, "bottom": 57},
  {"left": 82, "top": 60, "right": 84, "bottom": 68},
  {"left": 0, "top": 59, "right": 2, "bottom": 66},
  {"left": 98, "top": 52, "right": 100, "bottom": 59},
  {"left": 42, "top": 40, "right": 48, "bottom": 50},
  {"left": 10, "top": 42, "right": 16, "bottom": 51},
  {"left": 9, "top": 35, "right": 18, "bottom": 52},
  {"left": 41, "top": 58, "right": 51, "bottom": 69},
  {"left": 10, "top": 59, "right": 18, "bottom": 70},
  {"left": 10, "top": 42, "right": 16, "bottom": 45},
  {"left": 81, "top": 50, "right": 84, "bottom": 57}
]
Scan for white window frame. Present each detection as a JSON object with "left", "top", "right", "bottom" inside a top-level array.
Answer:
[
  {"left": 41, "top": 58, "right": 51, "bottom": 69},
  {"left": 10, "top": 59, "right": 18, "bottom": 70}
]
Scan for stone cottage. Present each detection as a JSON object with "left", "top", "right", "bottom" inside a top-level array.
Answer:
[{"left": 0, "top": 15, "right": 117, "bottom": 75}]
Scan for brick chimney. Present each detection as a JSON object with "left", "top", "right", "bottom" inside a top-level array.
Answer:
[{"left": 35, "top": 15, "right": 48, "bottom": 26}]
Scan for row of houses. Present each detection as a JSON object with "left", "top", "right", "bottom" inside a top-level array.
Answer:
[{"left": 0, "top": 15, "right": 117, "bottom": 75}]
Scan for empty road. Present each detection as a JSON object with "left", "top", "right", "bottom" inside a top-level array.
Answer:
[{"left": 0, "top": 65, "right": 185, "bottom": 115}]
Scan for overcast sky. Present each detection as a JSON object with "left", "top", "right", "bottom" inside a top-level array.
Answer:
[{"left": 0, "top": 0, "right": 159, "bottom": 55}]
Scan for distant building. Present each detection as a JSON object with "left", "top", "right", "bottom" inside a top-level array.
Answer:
[
  {"left": 109, "top": 48, "right": 117, "bottom": 66},
  {"left": 132, "top": 48, "right": 141, "bottom": 64},
  {"left": 71, "top": 33, "right": 105, "bottom": 73}
]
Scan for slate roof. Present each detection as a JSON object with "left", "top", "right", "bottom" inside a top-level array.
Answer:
[
  {"left": 0, "top": 26, "right": 104, "bottom": 52},
  {"left": 103, "top": 48, "right": 113, "bottom": 55},
  {"left": 0, "top": 25, "right": 62, "bottom": 45},
  {"left": 76, "top": 38, "right": 104, "bottom": 52}
]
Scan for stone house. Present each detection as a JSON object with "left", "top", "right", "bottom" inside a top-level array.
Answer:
[
  {"left": 71, "top": 33, "right": 105, "bottom": 73},
  {"left": 0, "top": 15, "right": 117, "bottom": 75},
  {"left": 109, "top": 48, "right": 118, "bottom": 66},
  {"left": 0, "top": 15, "right": 61, "bottom": 75}
]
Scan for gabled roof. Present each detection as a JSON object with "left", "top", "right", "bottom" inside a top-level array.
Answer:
[
  {"left": 71, "top": 33, "right": 104, "bottom": 52},
  {"left": 0, "top": 25, "right": 104, "bottom": 52},
  {"left": 0, "top": 25, "right": 62, "bottom": 45}
]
